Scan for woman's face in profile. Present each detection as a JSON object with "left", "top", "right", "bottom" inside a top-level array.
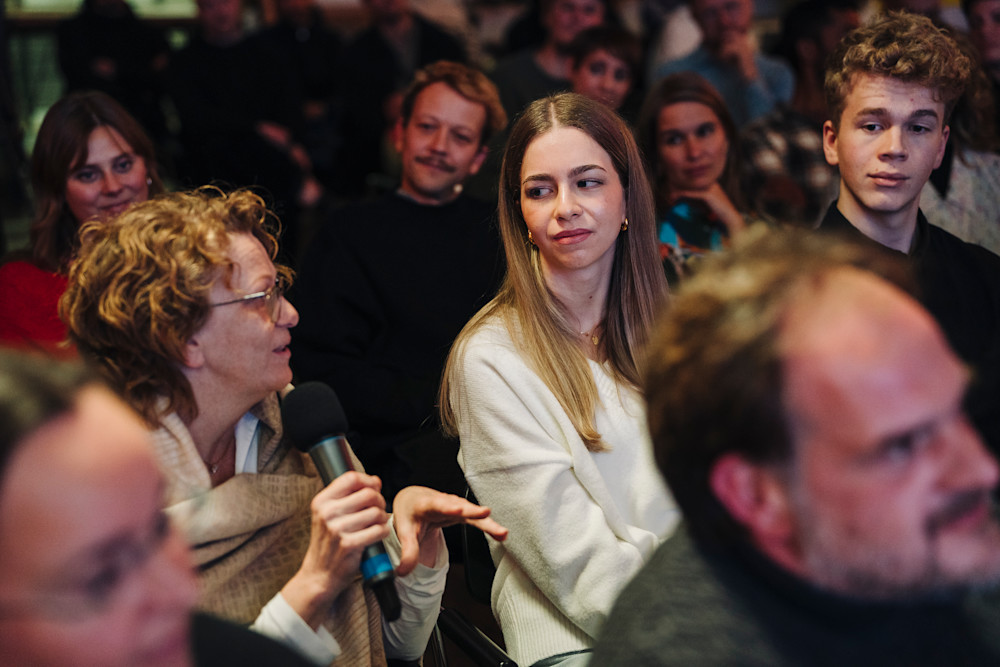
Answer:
[
  {"left": 656, "top": 101, "right": 728, "bottom": 193},
  {"left": 519, "top": 124, "right": 626, "bottom": 285},
  {"left": 65, "top": 126, "right": 150, "bottom": 225}
]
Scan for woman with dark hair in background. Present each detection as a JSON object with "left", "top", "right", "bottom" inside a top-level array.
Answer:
[
  {"left": 567, "top": 26, "right": 642, "bottom": 116},
  {"left": 637, "top": 72, "right": 747, "bottom": 281},
  {"left": 0, "top": 91, "right": 163, "bottom": 354}
]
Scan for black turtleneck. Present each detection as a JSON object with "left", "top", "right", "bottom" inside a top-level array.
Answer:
[{"left": 593, "top": 524, "right": 1000, "bottom": 665}]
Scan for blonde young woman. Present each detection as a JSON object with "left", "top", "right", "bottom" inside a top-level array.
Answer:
[{"left": 440, "top": 92, "right": 680, "bottom": 667}]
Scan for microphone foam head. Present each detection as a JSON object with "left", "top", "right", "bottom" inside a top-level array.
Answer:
[{"left": 281, "top": 382, "right": 349, "bottom": 452}]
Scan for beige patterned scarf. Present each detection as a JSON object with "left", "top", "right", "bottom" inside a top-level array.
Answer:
[{"left": 150, "top": 393, "right": 386, "bottom": 666}]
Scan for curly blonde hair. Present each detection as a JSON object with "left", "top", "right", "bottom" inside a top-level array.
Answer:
[
  {"left": 825, "top": 11, "right": 972, "bottom": 129},
  {"left": 60, "top": 188, "right": 291, "bottom": 426}
]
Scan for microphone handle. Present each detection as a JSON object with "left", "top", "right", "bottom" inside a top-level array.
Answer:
[{"left": 308, "top": 435, "right": 401, "bottom": 622}]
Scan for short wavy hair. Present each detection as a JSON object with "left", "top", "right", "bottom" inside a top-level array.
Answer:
[
  {"left": 825, "top": 11, "right": 972, "bottom": 129},
  {"left": 400, "top": 60, "right": 508, "bottom": 147},
  {"left": 29, "top": 91, "right": 164, "bottom": 273},
  {"left": 60, "top": 188, "right": 290, "bottom": 426}
]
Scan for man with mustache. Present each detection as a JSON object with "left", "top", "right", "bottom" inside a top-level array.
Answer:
[
  {"left": 592, "top": 227, "right": 1000, "bottom": 665},
  {"left": 293, "top": 61, "right": 507, "bottom": 502},
  {"left": 817, "top": 12, "right": 1000, "bottom": 461}
]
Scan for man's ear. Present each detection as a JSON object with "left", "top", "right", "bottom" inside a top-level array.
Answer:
[
  {"left": 709, "top": 453, "right": 793, "bottom": 545},
  {"left": 934, "top": 124, "right": 951, "bottom": 169},
  {"left": 468, "top": 145, "right": 488, "bottom": 177},
  {"left": 822, "top": 120, "right": 839, "bottom": 167}
]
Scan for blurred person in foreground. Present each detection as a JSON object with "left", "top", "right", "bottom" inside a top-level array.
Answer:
[
  {"left": 593, "top": 227, "right": 1000, "bottom": 665},
  {"left": 61, "top": 187, "right": 507, "bottom": 665},
  {"left": 0, "top": 351, "right": 319, "bottom": 666}
]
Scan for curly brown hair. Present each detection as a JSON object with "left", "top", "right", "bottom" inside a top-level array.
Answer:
[
  {"left": 60, "top": 188, "right": 291, "bottom": 426},
  {"left": 825, "top": 11, "right": 972, "bottom": 129}
]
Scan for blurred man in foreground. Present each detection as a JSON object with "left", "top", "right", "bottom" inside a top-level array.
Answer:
[{"left": 593, "top": 228, "right": 1000, "bottom": 665}]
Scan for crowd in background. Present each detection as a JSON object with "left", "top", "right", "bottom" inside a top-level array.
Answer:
[{"left": 2, "top": 0, "right": 1000, "bottom": 665}]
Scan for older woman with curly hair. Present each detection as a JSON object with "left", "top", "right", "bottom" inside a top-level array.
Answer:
[
  {"left": 61, "top": 187, "right": 506, "bottom": 666},
  {"left": 0, "top": 91, "right": 163, "bottom": 354}
]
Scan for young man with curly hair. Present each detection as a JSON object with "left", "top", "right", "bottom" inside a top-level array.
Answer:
[{"left": 818, "top": 11, "right": 1000, "bottom": 460}]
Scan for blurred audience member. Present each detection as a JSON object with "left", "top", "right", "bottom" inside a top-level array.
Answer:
[
  {"left": 293, "top": 62, "right": 506, "bottom": 501},
  {"left": 257, "top": 0, "right": 344, "bottom": 187},
  {"left": 636, "top": 73, "right": 748, "bottom": 282},
  {"left": 568, "top": 25, "right": 641, "bottom": 116},
  {"left": 491, "top": 0, "right": 607, "bottom": 119},
  {"left": 0, "top": 92, "right": 162, "bottom": 356},
  {"left": 0, "top": 352, "right": 323, "bottom": 667},
  {"left": 167, "top": 0, "right": 322, "bottom": 260},
  {"left": 739, "top": 0, "right": 858, "bottom": 228},
  {"left": 336, "top": 0, "right": 467, "bottom": 198},
  {"left": 656, "top": 0, "right": 794, "bottom": 126},
  {"left": 642, "top": 0, "right": 701, "bottom": 85},
  {"left": 594, "top": 227, "right": 1000, "bottom": 665},
  {"left": 919, "top": 30, "right": 1000, "bottom": 254},
  {"left": 57, "top": 0, "right": 170, "bottom": 148},
  {"left": 965, "top": 0, "right": 1000, "bottom": 134}
]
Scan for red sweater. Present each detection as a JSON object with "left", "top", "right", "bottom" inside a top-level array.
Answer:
[{"left": 0, "top": 260, "right": 74, "bottom": 357}]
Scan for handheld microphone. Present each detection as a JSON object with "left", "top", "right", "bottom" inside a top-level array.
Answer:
[{"left": 282, "top": 382, "right": 402, "bottom": 622}]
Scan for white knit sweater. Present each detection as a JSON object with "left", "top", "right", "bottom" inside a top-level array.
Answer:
[{"left": 450, "top": 317, "right": 680, "bottom": 666}]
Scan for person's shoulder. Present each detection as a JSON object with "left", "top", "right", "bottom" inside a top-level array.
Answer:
[
  {"left": 492, "top": 49, "right": 536, "bottom": 77},
  {"left": 755, "top": 50, "right": 793, "bottom": 75},
  {"left": 655, "top": 47, "right": 709, "bottom": 78},
  {"left": 190, "top": 612, "right": 317, "bottom": 667},
  {"left": 321, "top": 194, "right": 400, "bottom": 236},
  {"left": 446, "top": 193, "right": 495, "bottom": 220},
  {"left": 0, "top": 258, "right": 62, "bottom": 289},
  {"left": 925, "top": 220, "right": 1000, "bottom": 271},
  {"left": 463, "top": 312, "right": 511, "bottom": 349},
  {"left": 593, "top": 529, "right": 762, "bottom": 666}
]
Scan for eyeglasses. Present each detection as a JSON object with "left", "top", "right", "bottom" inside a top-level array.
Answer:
[{"left": 209, "top": 277, "right": 288, "bottom": 322}]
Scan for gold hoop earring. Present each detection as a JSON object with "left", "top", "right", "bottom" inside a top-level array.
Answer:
[{"left": 621, "top": 218, "right": 629, "bottom": 232}]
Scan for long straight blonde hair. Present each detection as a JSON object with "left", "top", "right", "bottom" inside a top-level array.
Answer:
[{"left": 440, "top": 93, "right": 668, "bottom": 451}]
